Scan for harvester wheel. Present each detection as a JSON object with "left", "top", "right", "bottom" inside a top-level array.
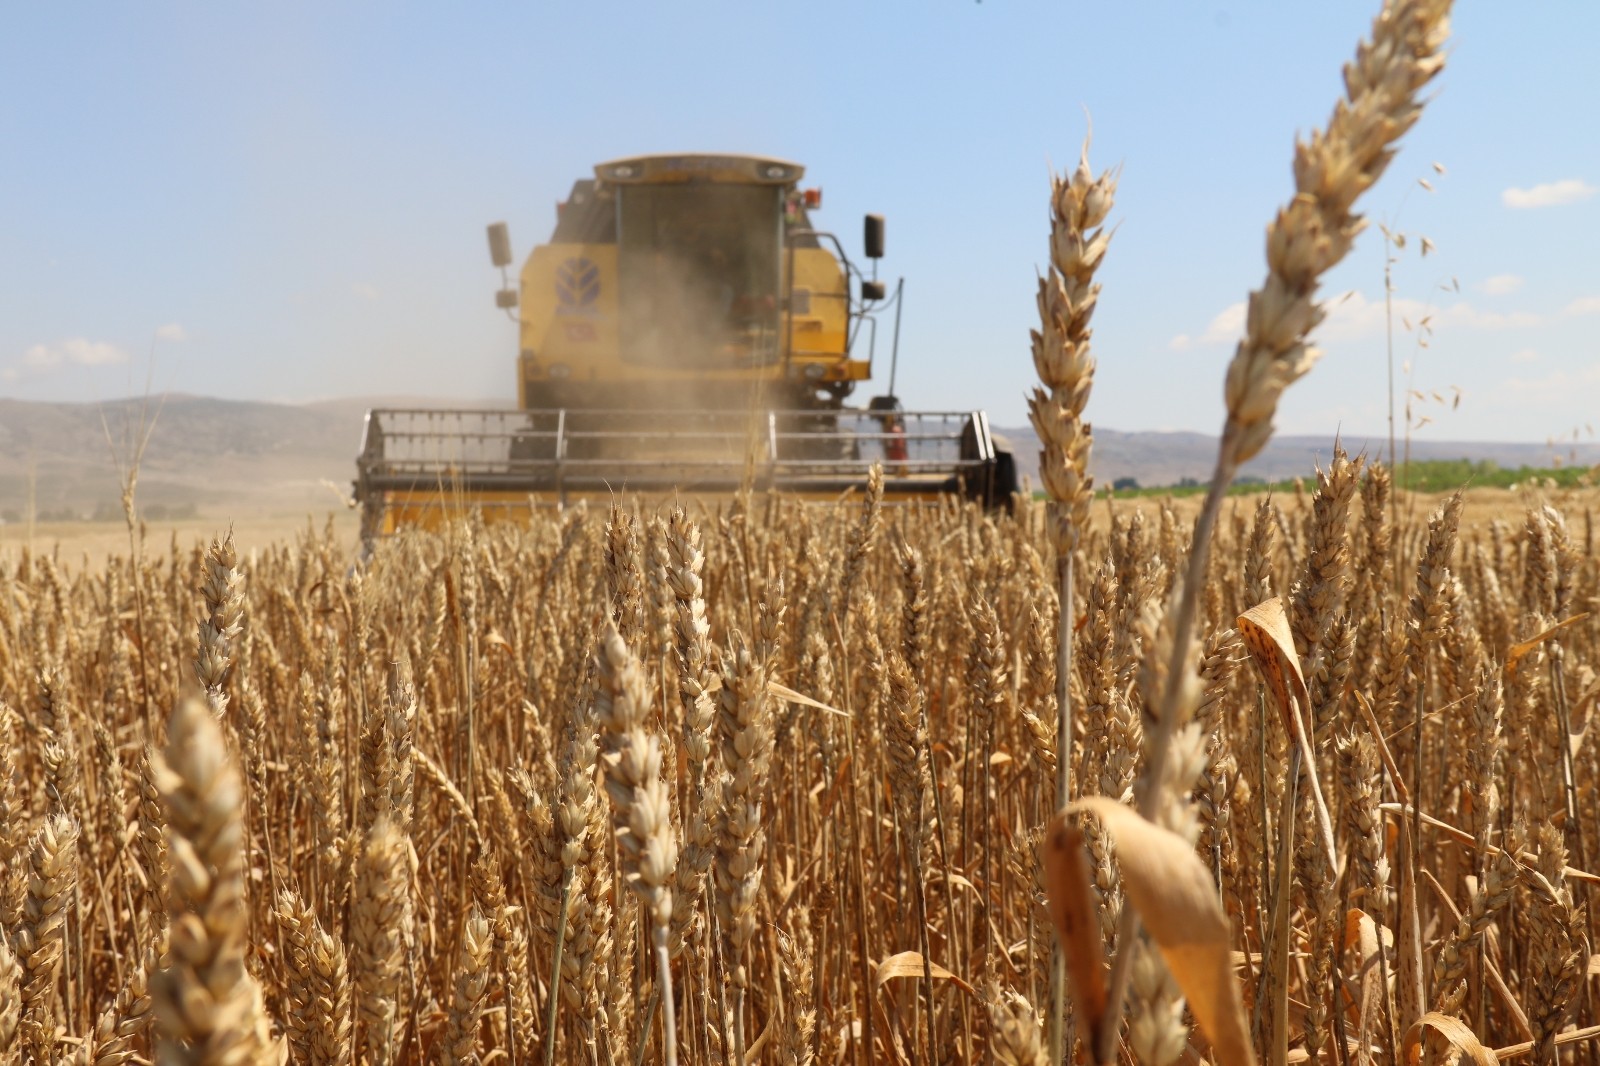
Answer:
[
  {"left": 989, "top": 444, "right": 1020, "bottom": 511},
  {"left": 509, "top": 433, "right": 555, "bottom": 462}
]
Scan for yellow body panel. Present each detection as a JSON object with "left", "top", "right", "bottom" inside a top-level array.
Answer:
[
  {"left": 786, "top": 247, "right": 852, "bottom": 364},
  {"left": 518, "top": 243, "right": 621, "bottom": 381}
]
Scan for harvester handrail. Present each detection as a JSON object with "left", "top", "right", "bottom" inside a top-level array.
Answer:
[{"left": 359, "top": 405, "right": 985, "bottom": 418}]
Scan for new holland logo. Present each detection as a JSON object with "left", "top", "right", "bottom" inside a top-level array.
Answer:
[{"left": 554, "top": 258, "right": 600, "bottom": 315}]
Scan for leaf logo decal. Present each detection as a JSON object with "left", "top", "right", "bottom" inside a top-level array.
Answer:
[{"left": 555, "top": 258, "right": 600, "bottom": 310}]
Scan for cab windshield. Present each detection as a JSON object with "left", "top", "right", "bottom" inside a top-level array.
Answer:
[{"left": 616, "top": 183, "right": 782, "bottom": 368}]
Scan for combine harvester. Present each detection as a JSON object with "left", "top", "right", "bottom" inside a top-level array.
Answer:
[{"left": 354, "top": 153, "right": 1017, "bottom": 542}]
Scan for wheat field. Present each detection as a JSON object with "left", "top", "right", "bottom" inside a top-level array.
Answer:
[
  {"left": 6, "top": 0, "right": 1597, "bottom": 1062},
  {"left": 0, "top": 468, "right": 1595, "bottom": 1064}
]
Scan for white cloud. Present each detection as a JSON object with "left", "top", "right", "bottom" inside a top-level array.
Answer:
[
  {"left": 22, "top": 337, "right": 130, "bottom": 369},
  {"left": 154, "top": 322, "right": 188, "bottom": 342},
  {"left": 1564, "top": 295, "right": 1600, "bottom": 316},
  {"left": 1477, "top": 274, "right": 1523, "bottom": 296},
  {"left": 1318, "top": 292, "right": 1540, "bottom": 341},
  {"left": 1502, "top": 363, "right": 1600, "bottom": 395},
  {"left": 1440, "top": 302, "right": 1543, "bottom": 330},
  {"left": 1501, "top": 179, "right": 1596, "bottom": 209},
  {"left": 1170, "top": 289, "right": 1540, "bottom": 353},
  {"left": 4, "top": 337, "right": 131, "bottom": 381},
  {"left": 353, "top": 282, "right": 382, "bottom": 301},
  {"left": 1511, "top": 348, "right": 1538, "bottom": 363},
  {"left": 1169, "top": 301, "right": 1244, "bottom": 351}
]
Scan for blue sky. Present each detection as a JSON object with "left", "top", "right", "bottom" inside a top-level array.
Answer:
[{"left": 2, "top": 2, "right": 1596, "bottom": 444}]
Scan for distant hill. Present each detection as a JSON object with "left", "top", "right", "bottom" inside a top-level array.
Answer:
[
  {"left": 0, "top": 392, "right": 352, "bottom": 521},
  {"left": 1, "top": 394, "right": 1593, "bottom": 522},
  {"left": 994, "top": 425, "right": 1600, "bottom": 491},
  {"left": 0, "top": 394, "right": 498, "bottom": 521}
]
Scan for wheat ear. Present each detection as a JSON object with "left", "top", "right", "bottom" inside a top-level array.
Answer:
[
  {"left": 1028, "top": 132, "right": 1118, "bottom": 1059},
  {"left": 275, "top": 888, "right": 353, "bottom": 1066},
  {"left": 151, "top": 696, "right": 276, "bottom": 1066},
  {"left": 595, "top": 623, "right": 681, "bottom": 1066},
  {"left": 195, "top": 531, "right": 244, "bottom": 720},
  {"left": 0, "top": 936, "right": 19, "bottom": 1054},
  {"left": 441, "top": 906, "right": 494, "bottom": 1066},
  {"left": 16, "top": 813, "right": 78, "bottom": 1061},
  {"left": 350, "top": 816, "right": 410, "bottom": 1066}
]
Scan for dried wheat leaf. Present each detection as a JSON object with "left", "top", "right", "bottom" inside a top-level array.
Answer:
[
  {"left": 1494, "top": 1024, "right": 1600, "bottom": 1062},
  {"left": 1379, "top": 803, "right": 1600, "bottom": 884},
  {"left": 873, "top": 951, "right": 975, "bottom": 996},
  {"left": 1567, "top": 693, "right": 1591, "bottom": 760},
  {"left": 1344, "top": 909, "right": 1387, "bottom": 1066},
  {"left": 1403, "top": 1013, "right": 1499, "bottom": 1066},
  {"left": 1040, "top": 811, "right": 1109, "bottom": 1045},
  {"left": 1505, "top": 613, "right": 1590, "bottom": 679},
  {"left": 1070, "top": 796, "right": 1258, "bottom": 1066},
  {"left": 1395, "top": 820, "right": 1426, "bottom": 1045},
  {"left": 768, "top": 679, "right": 850, "bottom": 718}
]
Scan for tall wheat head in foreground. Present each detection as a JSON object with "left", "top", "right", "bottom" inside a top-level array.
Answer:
[
  {"left": 1039, "top": 1, "right": 1457, "bottom": 1066},
  {"left": 1028, "top": 131, "right": 1119, "bottom": 1059}
]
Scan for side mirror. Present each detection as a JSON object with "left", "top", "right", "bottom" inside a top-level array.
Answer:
[
  {"left": 487, "top": 222, "right": 514, "bottom": 268},
  {"left": 864, "top": 214, "right": 885, "bottom": 260},
  {"left": 861, "top": 279, "right": 887, "bottom": 301}
]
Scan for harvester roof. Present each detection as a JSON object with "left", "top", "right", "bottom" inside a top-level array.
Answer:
[{"left": 593, "top": 153, "right": 805, "bottom": 185}]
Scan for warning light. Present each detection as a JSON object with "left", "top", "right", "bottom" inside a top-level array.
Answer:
[{"left": 803, "top": 188, "right": 823, "bottom": 209}]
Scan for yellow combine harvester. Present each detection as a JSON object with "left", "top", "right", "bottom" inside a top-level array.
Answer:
[{"left": 354, "top": 153, "right": 1017, "bottom": 541}]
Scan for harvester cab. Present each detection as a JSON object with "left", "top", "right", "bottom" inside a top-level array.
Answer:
[{"left": 354, "top": 153, "right": 1018, "bottom": 542}]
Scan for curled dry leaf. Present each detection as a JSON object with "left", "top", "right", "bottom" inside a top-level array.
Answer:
[
  {"left": 1067, "top": 797, "right": 1258, "bottom": 1066},
  {"left": 1236, "top": 597, "right": 1306, "bottom": 730},
  {"left": 1239, "top": 596, "right": 1337, "bottom": 870},
  {"left": 1040, "top": 812, "right": 1109, "bottom": 1050},
  {"left": 873, "top": 951, "right": 975, "bottom": 997},
  {"left": 1403, "top": 1013, "right": 1499, "bottom": 1066}
]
